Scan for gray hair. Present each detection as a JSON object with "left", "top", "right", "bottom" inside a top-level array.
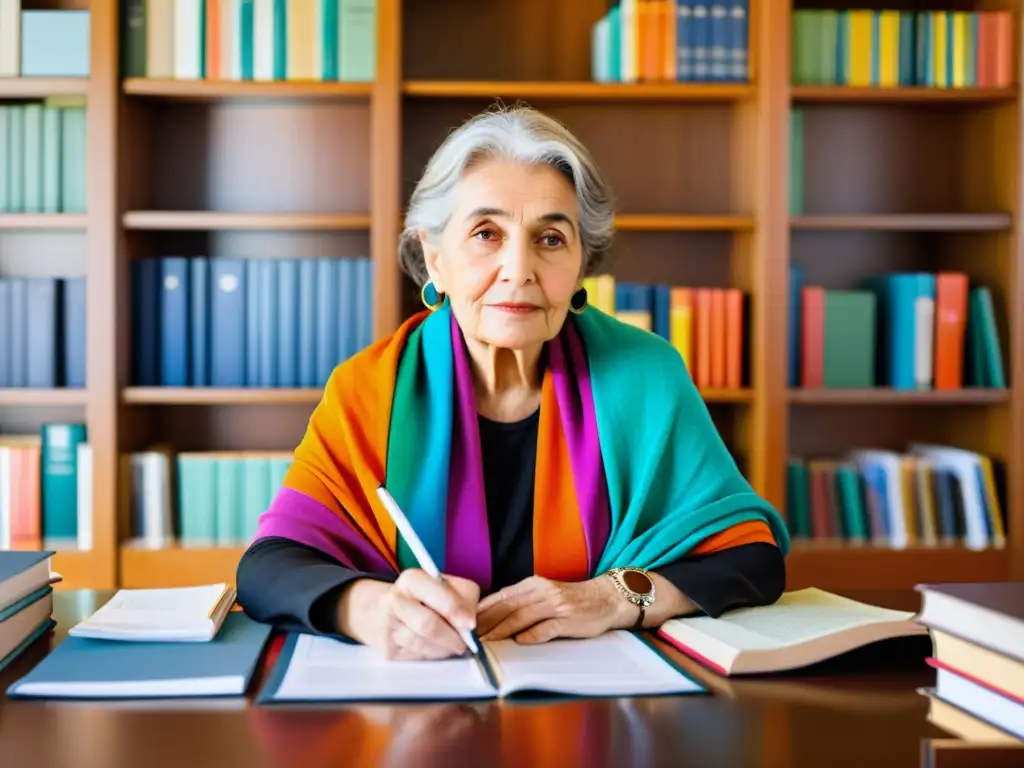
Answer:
[{"left": 398, "top": 104, "right": 616, "bottom": 286}]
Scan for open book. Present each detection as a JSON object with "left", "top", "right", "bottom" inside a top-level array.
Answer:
[
  {"left": 258, "top": 629, "right": 706, "bottom": 702},
  {"left": 69, "top": 583, "right": 236, "bottom": 642},
  {"left": 658, "top": 587, "right": 928, "bottom": 675}
]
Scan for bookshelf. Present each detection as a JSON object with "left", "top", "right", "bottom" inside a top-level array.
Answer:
[{"left": 1, "top": 0, "right": 1020, "bottom": 593}]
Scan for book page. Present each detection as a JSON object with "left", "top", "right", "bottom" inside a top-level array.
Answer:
[
  {"left": 664, "top": 588, "right": 919, "bottom": 652},
  {"left": 270, "top": 634, "right": 497, "bottom": 701},
  {"left": 69, "top": 584, "right": 230, "bottom": 640},
  {"left": 490, "top": 631, "right": 703, "bottom": 697}
]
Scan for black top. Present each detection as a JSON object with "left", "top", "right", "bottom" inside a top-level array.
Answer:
[{"left": 237, "top": 410, "right": 786, "bottom": 638}]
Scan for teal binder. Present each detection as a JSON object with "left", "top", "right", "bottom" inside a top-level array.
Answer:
[{"left": 6, "top": 611, "right": 273, "bottom": 700}]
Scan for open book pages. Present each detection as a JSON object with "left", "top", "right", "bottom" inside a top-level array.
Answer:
[
  {"left": 262, "top": 630, "right": 705, "bottom": 702},
  {"left": 68, "top": 583, "right": 237, "bottom": 642},
  {"left": 658, "top": 587, "right": 927, "bottom": 675}
]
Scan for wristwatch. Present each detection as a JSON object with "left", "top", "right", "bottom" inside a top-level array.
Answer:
[{"left": 606, "top": 567, "right": 656, "bottom": 629}]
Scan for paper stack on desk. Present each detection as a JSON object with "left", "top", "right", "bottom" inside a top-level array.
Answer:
[
  {"left": 0, "top": 550, "right": 60, "bottom": 672},
  {"left": 68, "top": 582, "right": 236, "bottom": 642},
  {"left": 915, "top": 582, "right": 1024, "bottom": 744}
]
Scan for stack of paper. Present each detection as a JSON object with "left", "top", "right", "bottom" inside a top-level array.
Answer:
[
  {"left": 0, "top": 550, "right": 61, "bottom": 672},
  {"left": 69, "top": 583, "right": 236, "bottom": 642}
]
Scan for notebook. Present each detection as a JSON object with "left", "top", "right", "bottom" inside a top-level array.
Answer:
[
  {"left": 6, "top": 611, "right": 272, "bottom": 700},
  {"left": 68, "top": 583, "right": 236, "bottom": 642},
  {"left": 657, "top": 587, "right": 928, "bottom": 675},
  {"left": 258, "top": 629, "right": 705, "bottom": 703}
]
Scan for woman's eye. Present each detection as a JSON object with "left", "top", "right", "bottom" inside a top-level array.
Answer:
[
  {"left": 542, "top": 234, "right": 564, "bottom": 247},
  {"left": 474, "top": 230, "right": 496, "bottom": 241}
]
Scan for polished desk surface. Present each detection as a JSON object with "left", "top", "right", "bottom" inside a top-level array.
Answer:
[{"left": 0, "top": 589, "right": 955, "bottom": 768}]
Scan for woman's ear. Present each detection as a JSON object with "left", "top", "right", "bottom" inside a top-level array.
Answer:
[{"left": 418, "top": 228, "right": 443, "bottom": 292}]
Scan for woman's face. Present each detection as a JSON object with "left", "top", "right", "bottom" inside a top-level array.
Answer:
[{"left": 420, "top": 158, "right": 584, "bottom": 351}]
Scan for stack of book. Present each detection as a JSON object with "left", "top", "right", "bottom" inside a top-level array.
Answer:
[
  {"left": 916, "top": 582, "right": 1024, "bottom": 744},
  {"left": 0, "top": 551, "right": 59, "bottom": 674}
]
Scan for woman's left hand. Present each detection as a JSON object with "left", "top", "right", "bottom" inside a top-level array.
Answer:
[{"left": 475, "top": 574, "right": 635, "bottom": 644}]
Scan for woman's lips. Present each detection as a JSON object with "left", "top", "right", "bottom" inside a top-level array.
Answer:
[{"left": 490, "top": 303, "right": 540, "bottom": 315}]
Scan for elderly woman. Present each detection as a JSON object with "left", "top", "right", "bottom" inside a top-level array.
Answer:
[{"left": 236, "top": 105, "right": 789, "bottom": 661}]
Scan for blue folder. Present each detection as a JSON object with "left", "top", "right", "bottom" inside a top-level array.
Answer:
[{"left": 6, "top": 611, "right": 273, "bottom": 700}]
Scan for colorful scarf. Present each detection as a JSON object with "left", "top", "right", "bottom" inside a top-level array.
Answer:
[{"left": 253, "top": 300, "right": 789, "bottom": 591}]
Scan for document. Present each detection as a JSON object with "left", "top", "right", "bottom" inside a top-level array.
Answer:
[{"left": 259, "top": 630, "right": 706, "bottom": 702}]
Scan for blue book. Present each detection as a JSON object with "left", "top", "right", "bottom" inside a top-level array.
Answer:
[
  {"left": 788, "top": 265, "right": 804, "bottom": 387},
  {"left": 356, "top": 257, "right": 373, "bottom": 351},
  {"left": 0, "top": 278, "right": 10, "bottom": 387},
  {"left": 245, "top": 259, "right": 260, "bottom": 386},
  {"left": 0, "top": 586, "right": 54, "bottom": 673},
  {"left": 62, "top": 276, "right": 86, "bottom": 388},
  {"left": 25, "top": 277, "right": 59, "bottom": 387},
  {"left": 276, "top": 259, "right": 299, "bottom": 387},
  {"left": 0, "top": 550, "right": 55, "bottom": 612},
  {"left": 651, "top": 284, "right": 671, "bottom": 340},
  {"left": 297, "top": 259, "right": 318, "bottom": 387},
  {"left": 8, "top": 277, "right": 26, "bottom": 386},
  {"left": 315, "top": 259, "right": 338, "bottom": 386},
  {"left": 210, "top": 259, "right": 247, "bottom": 387},
  {"left": 337, "top": 257, "right": 357, "bottom": 360},
  {"left": 729, "top": 0, "right": 748, "bottom": 82},
  {"left": 257, "top": 259, "right": 277, "bottom": 387},
  {"left": 160, "top": 257, "right": 190, "bottom": 386},
  {"left": 132, "top": 259, "right": 161, "bottom": 386},
  {"left": 6, "top": 611, "right": 273, "bottom": 700},
  {"left": 190, "top": 258, "right": 210, "bottom": 386}
]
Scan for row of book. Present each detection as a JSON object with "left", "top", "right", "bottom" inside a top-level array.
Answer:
[
  {"left": 583, "top": 275, "right": 746, "bottom": 390},
  {"left": 789, "top": 269, "right": 1005, "bottom": 391},
  {"left": 129, "top": 448, "right": 291, "bottom": 547},
  {"left": 786, "top": 444, "right": 1005, "bottom": 550},
  {"left": 0, "top": 277, "right": 86, "bottom": 389},
  {"left": 132, "top": 255, "right": 373, "bottom": 389},
  {"left": 0, "top": 6, "right": 90, "bottom": 77},
  {"left": 122, "top": 0, "right": 376, "bottom": 83},
  {"left": 0, "top": 101, "right": 88, "bottom": 214},
  {"left": 792, "top": 9, "right": 1014, "bottom": 88},
  {"left": 591, "top": 1, "right": 748, "bottom": 84},
  {"left": 0, "top": 425, "right": 91, "bottom": 552}
]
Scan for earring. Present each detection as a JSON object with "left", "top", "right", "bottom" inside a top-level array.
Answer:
[
  {"left": 569, "top": 287, "right": 588, "bottom": 314},
  {"left": 421, "top": 280, "right": 444, "bottom": 310}
]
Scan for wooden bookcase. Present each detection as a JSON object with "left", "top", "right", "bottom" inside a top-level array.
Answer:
[{"left": 1, "top": 0, "right": 1020, "bottom": 592}]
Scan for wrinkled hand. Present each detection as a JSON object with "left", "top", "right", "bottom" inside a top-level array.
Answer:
[
  {"left": 339, "top": 569, "right": 480, "bottom": 661},
  {"left": 475, "top": 575, "right": 633, "bottom": 644}
]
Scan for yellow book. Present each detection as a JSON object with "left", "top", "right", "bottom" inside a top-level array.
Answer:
[
  {"left": 287, "top": 0, "right": 318, "bottom": 80},
  {"left": 978, "top": 455, "right": 1006, "bottom": 547},
  {"left": 670, "top": 305, "right": 692, "bottom": 370},
  {"left": 952, "top": 12, "right": 968, "bottom": 87},
  {"left": 583, "top": 275, "right": 616, "bottom": 315},
  {"left": 847, "top": 11, "right": 873, "bottom": 87},
  {"left": 616, "top": 310, "right": 651, "bottom": 332},
  {"left": 878, "top": 10, "right": 900, "bottom": 87},
  {"left": 933, "top": 12, "right": 948, "bottom": 87}
]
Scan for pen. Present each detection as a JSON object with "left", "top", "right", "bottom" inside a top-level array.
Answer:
[{"left": 375, "top": 483, "right": 501, "bottom": 691}]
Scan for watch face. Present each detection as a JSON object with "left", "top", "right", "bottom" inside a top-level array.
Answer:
[{"left": 622, "top": 570, "right": 651, "bottom": 594}]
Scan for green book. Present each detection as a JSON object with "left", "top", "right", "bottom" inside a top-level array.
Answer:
[
  {"left": 823, "top": 290, "right": 876, "bottom": 388},
  {"left": 215, "top": 457, "right": 243, "bottom": 545},
  {"left": 9, "top": 105, "right": 24, "bottom": 212},
  {"left": 22, "top": 104, "right": 42, "bottom": 213},
  {"left": 785, "top": 459, "right": 812, "bottom": 538},
  {"left": 339, "top": 0, "right": 376, "bottom": 82},
  {"left": 41, "top": 105, "right": 61, "bottom": 213},
  {"left": 789, "top": 108, "right": 803, "bottom": 215},
  {"left": 833, "top": 463, "right": 868, "bottom": 542},
  {"left": 241, "top": 457, "right": 270, "bottom": 542},
  {"left": 41, "top": 422, "right": 87, "bottom": 543},
  {"left": 177, "top": 455, "right": 217, "bottom": 545},
  {"left": 0, "top": 106, "right": 8, "bottom": 212}
]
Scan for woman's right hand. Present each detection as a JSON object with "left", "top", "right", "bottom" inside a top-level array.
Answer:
[{"left": 338, "top": 569, "right": 480, "bottom": 660}]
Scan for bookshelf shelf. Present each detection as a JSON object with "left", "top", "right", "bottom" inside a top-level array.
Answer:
[
  {"left": 0, "top": 389, "right": 88, "bottom": 407},
  {"left": 122, "top": 211, "right": 372, "bottom": 231},
  {"left": 790, "top": 85, "right": 1017, "bottom": 104},
  {"left": 0, "top": 214, "right": 89, "bottom": 230},
  {"left": 790, "top": 214, "right": 1013, "bottom": 232},
  {"left": 122, "top": 78, "right": 374, "bottom": 100},
  {"left": 785, "top": 543, "right": 1012, "bottom": 590},
  {"left": 402, "top": 80, "right": 755, "bottom": 101},
  {"left": 120, "top": 544, "right": 247, "bottom": 589},
  {"left": 788, "top": 388, "right": 1010, "bottom": 406},
  {"left": 122, "top": 388, "right": 325, "bottom": 405},
  {"left": 0, "top": 77, "right": 89, "bottom": 97},
  {"left": 702, "top": 389, "right": 755, "bottom": 404},
  {"left": 615, "top": 214, "right": 754, "bottom": 231}
]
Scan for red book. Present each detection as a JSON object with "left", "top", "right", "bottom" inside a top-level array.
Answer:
[{"left": 800, "top": 286, "right": 825, "bottom": 388}]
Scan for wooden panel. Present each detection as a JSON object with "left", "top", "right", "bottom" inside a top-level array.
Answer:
[
  {"left": 785, "top": 544, "right": 1012, "bottom": 591},
  {"left": 404, "top": 81, "right": 754, "bottom": 101},
  {"left": 140, "top": 102, "right": 372, "bottom": 213},
  {"left": 402, "top": 0, "right": 609, "bottom": 81},
  {"left": 121, "top": 545, "right": 246, "bottom": 589},
  {"left": 602, "top": 231, "right": 743, "bottom": 285},
  {"left": 403, "top": 101, "right": 742, "bottom": 214},
  {"left": 797, "top": 104, "right": 1013, "bottom": 214}
]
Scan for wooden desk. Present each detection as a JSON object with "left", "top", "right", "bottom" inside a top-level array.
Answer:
[{"left": 0, "top": 590, "right": 960, "bottom": 767}]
